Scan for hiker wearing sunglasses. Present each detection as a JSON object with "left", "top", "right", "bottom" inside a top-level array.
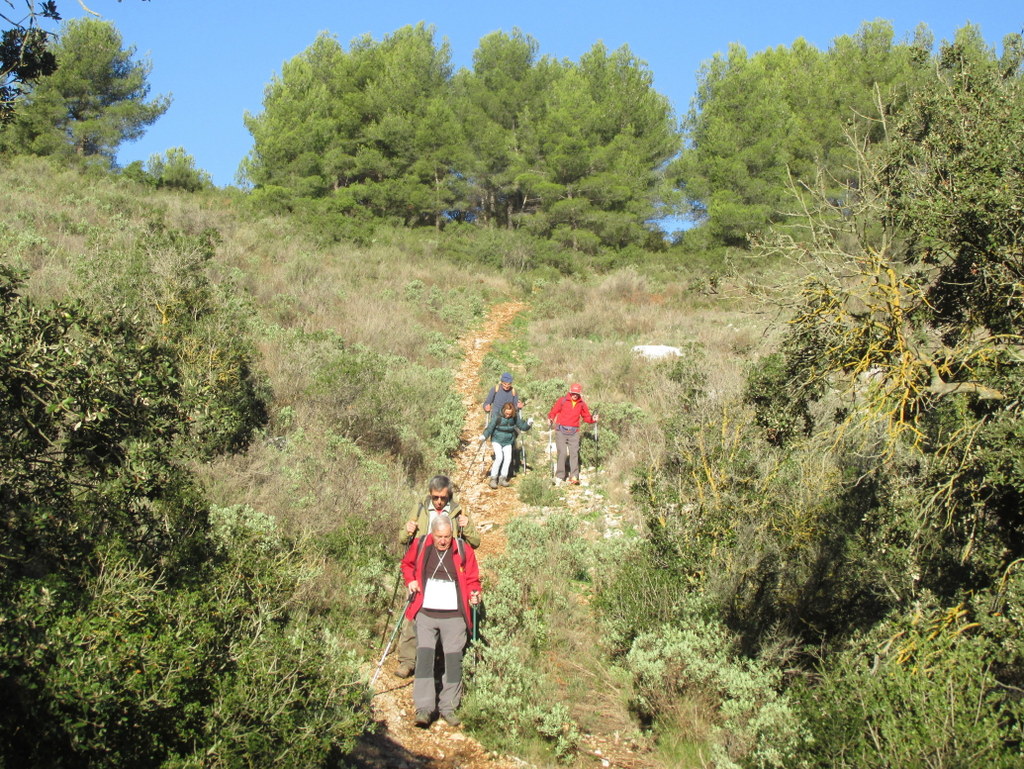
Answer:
[
  {"left": 394, "top": 475, "right": 479, "bottom": 678},
  {"left": 547, "top": 383, "right": 598, "bottom": 486}
]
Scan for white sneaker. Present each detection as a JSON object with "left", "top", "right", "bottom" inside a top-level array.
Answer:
[{"left": 554, "top": 478, "right": 564, "bottom": 487}]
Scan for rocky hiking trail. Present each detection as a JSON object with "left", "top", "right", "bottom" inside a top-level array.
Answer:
[{"left": 350, "top": 302, "right": 654, "bottom": 769}]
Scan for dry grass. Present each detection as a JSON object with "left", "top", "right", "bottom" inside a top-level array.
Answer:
[
  {"left": 525, "top": 267, "right": 779, "bottom": 494},
  {"left": 197, "top": 425, "right": 413, "bottom": 539}
]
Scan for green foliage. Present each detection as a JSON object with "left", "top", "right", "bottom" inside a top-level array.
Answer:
[
  {"left": 752, "top": 30, "right": 1024, "bottom": 607},
  {"left": 512, "top": 42, "right": 680, "bottom": 250},
  {"left": 0, "top": 271, "right": 369, "bottom": 767},
  {"left": 797, "top": 597, "right": 1024, "bottom": 768},
  {"left": 462, "top": 516, "right": 589, "bottom": 763},
  {"left": 1, "top": 20, "right": 57, "bottom": 121},
  {"left": 626, "top": 610, "right": 808, "bottom": 769},
  {"left": 245, "top": 26, "right": 677, "bottom": 250},
  {"left": 120, "top": 158, "right": 157, "bottom": 187},
  {"left": 882, "top": 25, "right": 1024, "bottom": 337},
  {"left": 301, "top": 330, "right": 462, "bottom": 473},
  {"left": 592, "top": 538, "right": 693, "bottom": 655},
  {"left": 677, "top": 21, "right": 930, "bottom": 248},
  {"left": 516, "top": 472, "right": 561, "bottom": 507},
  {"left": 0, "top": 267, "right": 203, "bottom": 584},
  {"left": 742, "top": 351, "right": 817, "bottom": 445},
  {"left": 71, "top": 219, "right": 270, "bottom": 458},
  {"left": 243, "top": 24, "right": 463, "bottom": 228},
  {"left": 146, "top": 147, "right": 214, "bottom": 192},
  {"left": 0, "top": 18, "right": 169, "bottom": 161},
  {"left": 439, "top": 224, "right": 577, "bottom": 275}
]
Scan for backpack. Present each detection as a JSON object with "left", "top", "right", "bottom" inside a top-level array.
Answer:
[{"left": 416, "top": 501, "right": 466, "bottom": 543}]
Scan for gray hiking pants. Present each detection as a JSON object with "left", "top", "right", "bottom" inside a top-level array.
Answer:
[
  {"left": 554, "top": 428, "right": 581, "bottom": 480},
  {"left": 413, "top": 613, "right": 467, "bottom": 715}
]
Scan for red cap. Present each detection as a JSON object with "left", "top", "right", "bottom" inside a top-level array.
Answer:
[{"left": 569, "top": 383, "right": 582, "bottom": 394}]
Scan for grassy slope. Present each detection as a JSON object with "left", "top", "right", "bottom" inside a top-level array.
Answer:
[{"left": 2, "top": 156, "right": 781, "bottom": 767}]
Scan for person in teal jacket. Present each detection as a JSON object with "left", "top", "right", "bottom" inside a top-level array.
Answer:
[{"left": 482, "top": 401, "right": 532, "bottom": 489}]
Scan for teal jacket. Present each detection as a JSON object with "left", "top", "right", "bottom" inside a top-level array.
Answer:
[{"left": 484, "top": 412, "right": 531, "bottom": 447}]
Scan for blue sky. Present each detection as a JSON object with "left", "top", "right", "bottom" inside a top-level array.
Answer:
[{"left": 61, "top": 0, "right": 1023, "bottom": 188}]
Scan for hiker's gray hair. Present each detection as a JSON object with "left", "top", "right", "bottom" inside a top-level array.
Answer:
[{"left": 430, "top": 514, "right": 453, "bottom": 534}]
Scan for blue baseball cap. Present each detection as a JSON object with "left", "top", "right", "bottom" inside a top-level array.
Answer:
[{"left": 500, "top": 372, "right": 513, "bottom": 383}]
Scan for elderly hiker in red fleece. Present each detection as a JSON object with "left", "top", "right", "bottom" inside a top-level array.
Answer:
[
  {"left": 547, "top": 382, "right": 598, "bottom": 485},
  {"left": 401, "top": 514, "right": 481, "bottom": 728},
  {"left": 394, "top": 475, "right": 480, "bottom": 679}
]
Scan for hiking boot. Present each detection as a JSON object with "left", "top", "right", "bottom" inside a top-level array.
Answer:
[
  {"left": 394, "top": 663, "right": 414, "bottom": 679},
  {"left": 553, "top": 477, "right": 564, "bottom": 487},
  {"left": 489, "top": 477, "right": 498, "bottom": 489},
  {"left": 414, "top": 709, "right": 433, "bottom": 727},
  {"left": 439, "top": 711, "right": 461, "bottom": 727},
  {"left": 568, "top": 477, "right": 580, "bottom": 485},
  {"left": 498, "top": 476, "right": 509, "bottom": 487}
]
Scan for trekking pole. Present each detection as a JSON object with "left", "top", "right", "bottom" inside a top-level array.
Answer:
[
  {"left": 475, "top": 435, "right": 489, "bottom": 475},
  {"left": 593, "top": 408, "right": 600, "bottom": 469},
  {"left": 471, "top": 593, "right": 480, "bottom": 642},
  {"left": 547, "top": 427, "right": 557, "bottom": 481},
  {"left": 370, "top": 592, "right": 413, "bottom": 687},
  {"left": 377, "top": 569, "right": 404, "bottom": 650}
]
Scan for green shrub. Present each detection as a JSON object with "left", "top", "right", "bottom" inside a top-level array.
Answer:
[
  {"left": 461, "top": 517, "right": 588, "bottom": 763},
  {"left": 592, "top": 538, "right": 693, "bottom": 655},
  {"left": 797, "top": 597, "right": 1024, "bottom": 768},
  {"left": 517, "top": 472, "right": 561, "bottom": 507},
  {"left": 626, "top": 612, "right": 808, "bottom": 769},
  {"left": 0, "top": 271, "right": 369, "bottom": 767},
  {"left": 303, "top": 332, "right": 462, "bottom": 473},
  {"left": 742, "top": 351, "right": 816, "bottom": 446},
  {"left": 146, "top": 147, "right": 213, "bottom": 192}
]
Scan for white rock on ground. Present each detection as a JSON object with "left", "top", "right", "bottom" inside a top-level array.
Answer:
[{"left": 632, "top": 344, "right": 682, "bottom": 359}]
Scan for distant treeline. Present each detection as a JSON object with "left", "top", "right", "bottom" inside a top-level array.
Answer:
[
  {"left": 3, "top": 17, "right": 1021, "bottom": 253},
  {"left": 241, "top": 20, "right": 1022, "bottom": 251}
]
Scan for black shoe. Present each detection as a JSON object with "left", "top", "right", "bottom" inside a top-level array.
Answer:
[
  {"left": 415, "top": 709, "right": 432, "bottom": 727},
  {"left": 439, "top": 711, "right": 461, "bottom": 726}
]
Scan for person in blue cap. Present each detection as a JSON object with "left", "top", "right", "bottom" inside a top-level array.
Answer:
[{"left": 482, "top": 372, "right": 523, "bottom": 414}]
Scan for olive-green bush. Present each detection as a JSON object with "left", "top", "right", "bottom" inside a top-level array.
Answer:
[{"left": 0, "top": 269, "right": 369, "bottom": 767}]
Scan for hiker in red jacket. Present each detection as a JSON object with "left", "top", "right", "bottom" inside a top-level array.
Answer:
[
  {"left": 401, "top": 515, "right": 481, "bottom": 728},
  {"left": 546, "top": 383, "right": 597, "bottom": 485}
]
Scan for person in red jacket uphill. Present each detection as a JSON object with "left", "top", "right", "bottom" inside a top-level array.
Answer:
[
  {"left": 401, "top": 514, "right": 481, "bottom": 728},
  {"left": 547, "top": 382, "right": 598, "bottom": 485}
]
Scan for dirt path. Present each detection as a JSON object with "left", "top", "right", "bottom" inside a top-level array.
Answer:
[
  {"left": 448, "top": 300, "right": 533, "bottom": 564},
  {"left": 350, "top": 300, "right": 654, "bottom": 769},
  {"left": 350, "top": 301, "right": 530, "bottom": 769}
]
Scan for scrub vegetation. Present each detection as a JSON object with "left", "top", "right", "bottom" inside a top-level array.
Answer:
[{"left": 2, "top": 7, "right": 1024, "bottom": 768}]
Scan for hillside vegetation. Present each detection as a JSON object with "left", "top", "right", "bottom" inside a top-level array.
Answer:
[{"left": 2, "top": 9, "right": 1024, "bottom": 769}]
